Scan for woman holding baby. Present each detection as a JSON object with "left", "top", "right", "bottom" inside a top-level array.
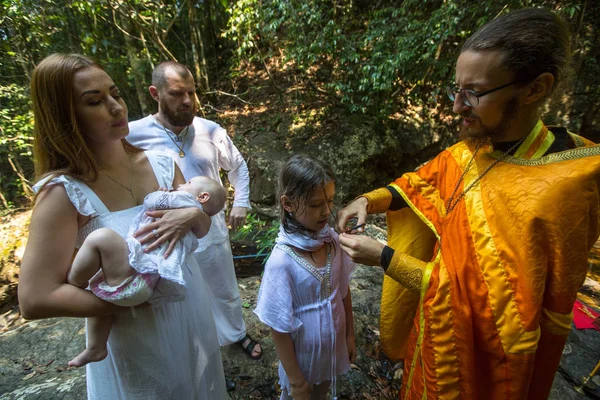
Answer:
[{"left": 18, "top": 53, "right": 227, "bottom": 400}]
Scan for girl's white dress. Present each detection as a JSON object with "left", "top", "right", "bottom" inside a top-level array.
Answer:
[
  {"left": 36, "top": 151, "right": 227, "bottom": 399},
  {"left": 254, "top": 228, "right": 355, "bottom": 396}
]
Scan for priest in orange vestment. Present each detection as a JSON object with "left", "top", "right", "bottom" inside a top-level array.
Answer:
[{"left": 338, "top": 8, "right": 600, "bottom": 400}]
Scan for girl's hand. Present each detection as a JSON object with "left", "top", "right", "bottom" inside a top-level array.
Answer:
[
  {"left": 347, "top": 333, "right": 357, "bottom": 363},
  {"left": 336, "top": 197, "right": 368, "bottom": 233},
  {"left": 133, "top": 207, "right": 200, "bottom": 257},
  {"left": 289, "top": 380, "right": 312, "bottom": 400},
  {"left": 339, "top": 233, "right": 385, "bottom": 266}
]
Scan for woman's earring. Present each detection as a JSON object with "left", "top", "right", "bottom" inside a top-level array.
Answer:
[{"left": 287, "top": 211, "right": 293, "bottom": 217}]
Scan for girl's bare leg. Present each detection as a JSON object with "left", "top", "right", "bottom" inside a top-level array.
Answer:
[{"left": 311, "top": 381, "right": 331, "bottom": 400}]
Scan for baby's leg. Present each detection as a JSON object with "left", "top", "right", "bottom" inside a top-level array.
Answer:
[
  {"left": 68, "top": 228, "right": 133, "bottom": 288},
  {"left": 68, "top": 315, "right": 112, "bottom": 367}
]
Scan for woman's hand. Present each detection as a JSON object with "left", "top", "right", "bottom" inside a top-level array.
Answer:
[
  {"left": 133, "top": 207, "right": 206, "bottom": 257},
  {"left": 289, "top": 380, "right": 312, "bottom": 400},
  {"left": 336, "top": 197, "right": 369, "bottom": 233},
  {"left": 339, "top": 233, "right": 385, "bottom": 266}
]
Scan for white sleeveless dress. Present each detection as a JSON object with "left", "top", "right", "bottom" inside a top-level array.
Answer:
[{"left": 37, "top": 151, "right": 227, "bottom": 399}]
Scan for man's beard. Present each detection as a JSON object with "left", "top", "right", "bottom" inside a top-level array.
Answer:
[
  {"left": 160, "top": 98, "right": 195, "bottom": 127},
  {"left": 459, "top": 96, "right": 518, "bottom": 147}
]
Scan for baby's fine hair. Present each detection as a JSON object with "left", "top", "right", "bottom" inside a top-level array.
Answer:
[{"left": 278, "top": 154, "right": 336, "bottom": 235}]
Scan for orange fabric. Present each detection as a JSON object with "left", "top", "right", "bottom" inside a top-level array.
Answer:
[{"left": 374, "top": 124, "right": 600, "bottom": 399}]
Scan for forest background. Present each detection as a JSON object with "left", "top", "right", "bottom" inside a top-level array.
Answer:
[
  {"left": 0, "top": 1, "right": 599, "bottom": 397},
  {"left": 0, "top": 0, "right": 599, "bottom": 210}
]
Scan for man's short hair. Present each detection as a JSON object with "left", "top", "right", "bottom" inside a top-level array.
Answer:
[
  {"left": 152, "top": 61, "right": 193, "bottom": 90},
  {"left": 461, "top": 8, "right": 572, "bottom": 97}
]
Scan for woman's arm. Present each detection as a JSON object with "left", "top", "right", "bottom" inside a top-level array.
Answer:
[
  {"left": 271, "top": 329, "right": 312, "bottom": 400},
  {"left": 133, "top": 164, "right": 211, "bottom": 257},
  {"left": 343, "top": 289, "right": 356, "bottom": 363},
  {"left": 18, "top": 185, "right": 120, "bottom": 319}
]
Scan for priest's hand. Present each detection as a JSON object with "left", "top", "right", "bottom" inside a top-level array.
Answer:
[
  {"left": 336, "top": 197, "right": 368, "bottom": 233},
  {"left": 339, "top": 233, "right": 385, "bottom": 266}
]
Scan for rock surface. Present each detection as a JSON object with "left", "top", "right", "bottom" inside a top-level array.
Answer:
[{"left": 2, "top": 262, "right": 599, "bottom": 399}]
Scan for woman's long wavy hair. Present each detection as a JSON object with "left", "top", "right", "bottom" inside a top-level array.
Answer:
[{"left": 31, "top": 53, "right": 139, "bottom": 196}]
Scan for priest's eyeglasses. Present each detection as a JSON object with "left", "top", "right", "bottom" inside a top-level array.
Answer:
[{"left": 446, "top": 80, "right": 520, "bottom": 107}]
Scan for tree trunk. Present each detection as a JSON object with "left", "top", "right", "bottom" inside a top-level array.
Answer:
[
  {"left": 187, "top": 0, "right": 210, "bottom": 93},
  {"left": 119, "top": 14, "right": 153, "bottom": 117}
]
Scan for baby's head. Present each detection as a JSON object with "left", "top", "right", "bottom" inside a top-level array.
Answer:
[{"left": 177, "top": 176, "right": 227, "bottom": 216}]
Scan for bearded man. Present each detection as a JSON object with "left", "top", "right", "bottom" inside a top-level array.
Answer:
[
  {"left": 337, "top": 8, "right": 600, "bottom": 400},
  {"left": 127, "top": 62, "right": 262, "bottom": 365}
]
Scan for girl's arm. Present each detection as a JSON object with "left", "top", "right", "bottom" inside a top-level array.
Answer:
[
  {"left": 343, "top": 288, "right": 356, "bottom": 363},
  {"left": 133, "top": 164, "right": 211, "bottom": 257},
  {"left": 18, "top": 185, "right": 120, "bottom": 320},
  {"left": 271, "top": 329, "right": 312, "bottom": 400}
]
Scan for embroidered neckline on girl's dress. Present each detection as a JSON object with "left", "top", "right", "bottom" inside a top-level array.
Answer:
[{"left": 278, "top": 244, "right": 332, "bottom": 301}]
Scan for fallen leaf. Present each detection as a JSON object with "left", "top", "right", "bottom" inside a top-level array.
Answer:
[{"left": 23, "top": 371, "right": 36, "bottom": 381}]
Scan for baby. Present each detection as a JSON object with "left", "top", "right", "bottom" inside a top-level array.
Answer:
[{"left": 67, "top": 176, "right": 226, "bottom": 367}]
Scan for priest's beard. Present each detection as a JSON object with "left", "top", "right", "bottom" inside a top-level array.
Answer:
[{"left": 460, "top": 96, "right": 519, "bottom": 147}]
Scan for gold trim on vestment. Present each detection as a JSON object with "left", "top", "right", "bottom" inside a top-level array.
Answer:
[{"left": 495, "top": 143, "right": 600, "bottom": 166}]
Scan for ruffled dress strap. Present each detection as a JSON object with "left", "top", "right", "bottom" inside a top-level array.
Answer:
[
  {"left": 145, "top": 150, "right": 175, "bottom": 189},
  {"left": 32, "top": 175, "right": 106, "bottom": 217}
]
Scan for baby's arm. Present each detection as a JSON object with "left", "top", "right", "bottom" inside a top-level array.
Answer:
[
  {"left": 343, "top": 288, "right": 356, "bottom": 363},
  {"left": 271, "top": 329, "right": 312, "bottom": 399}
]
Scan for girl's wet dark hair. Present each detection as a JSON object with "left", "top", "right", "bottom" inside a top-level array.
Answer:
[{"left": 278, "top": 154, "right": 336, "bottom": 235}]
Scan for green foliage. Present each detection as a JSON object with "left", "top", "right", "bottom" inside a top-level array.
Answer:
[
  {"left": 0, "top": 84, "right": 35, "bottom": 209},
  {"left": 231, "top": 213, "right": 280, "bottom": 261},
  {"left": 225, "top": 0, "right": 599, "bottom": 124},
  {"left": 0, "top": 0, "right": 598, "bottom": 208}
]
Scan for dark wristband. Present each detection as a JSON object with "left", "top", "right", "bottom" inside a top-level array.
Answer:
[{"left": 380, "top": 245, "right": 394, "bottom": 271}]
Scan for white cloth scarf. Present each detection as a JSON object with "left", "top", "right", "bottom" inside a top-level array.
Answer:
[{"left": 275, "top": 224, "right": 332, "bottom": 251}]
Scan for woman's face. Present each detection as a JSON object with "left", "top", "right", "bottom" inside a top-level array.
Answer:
[{"left": 72, "top": 66, "right": 129, "bottom": 145}]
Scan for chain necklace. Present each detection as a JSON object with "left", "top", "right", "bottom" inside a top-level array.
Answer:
[
  {"left": 445, "top": 137, "right": 526, "bottom": 215},
  {"left": 100, "top": 153, "right": 135, "bottom": 200},
  {"left": 155, "top": 115, "right": 189, "bottom": 158}
]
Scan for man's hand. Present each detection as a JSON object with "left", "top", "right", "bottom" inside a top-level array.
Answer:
[
  {"left": 339, "top": 233, "right": 385, "bottom": 266},
  {"left": 336, "top": 197, "right": 369, "bottom": 233},
  {"left": 228, "top": 206, "right": 248, "bottom": 231}
]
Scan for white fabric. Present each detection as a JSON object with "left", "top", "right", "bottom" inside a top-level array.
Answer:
[
  {"left": 128, "top": 115, "right": 251, "bottom": 252},
  {"left": 126, "top": 191, "right": 202, "bottom": 303},
  {"left": 35, "top": 151, "right": 227, "bottom": 399},
  {"left": 128, "top": 116, "right": 249, "bottom": 344},
  {"left": 276, "top": 225, "right": 332, "bottom": 251},
  {"left": 193, "top": 241, "right": 246, "bottom": 345},
  {"left": 254, "top": 228, "right": 355, "bottom": 395}
]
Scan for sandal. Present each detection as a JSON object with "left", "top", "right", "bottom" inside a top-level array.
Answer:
[{"left": 236, "top": 333, "right": 262, "bottom": 360}]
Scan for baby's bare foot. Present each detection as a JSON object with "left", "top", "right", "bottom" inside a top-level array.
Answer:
[{"left": 68, "top": 347, "right": 108, "bottom": 368}]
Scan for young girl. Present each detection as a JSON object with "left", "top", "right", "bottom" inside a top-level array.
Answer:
[{"left": 254, "top": 155, "right": 356, "bottom": 400}]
